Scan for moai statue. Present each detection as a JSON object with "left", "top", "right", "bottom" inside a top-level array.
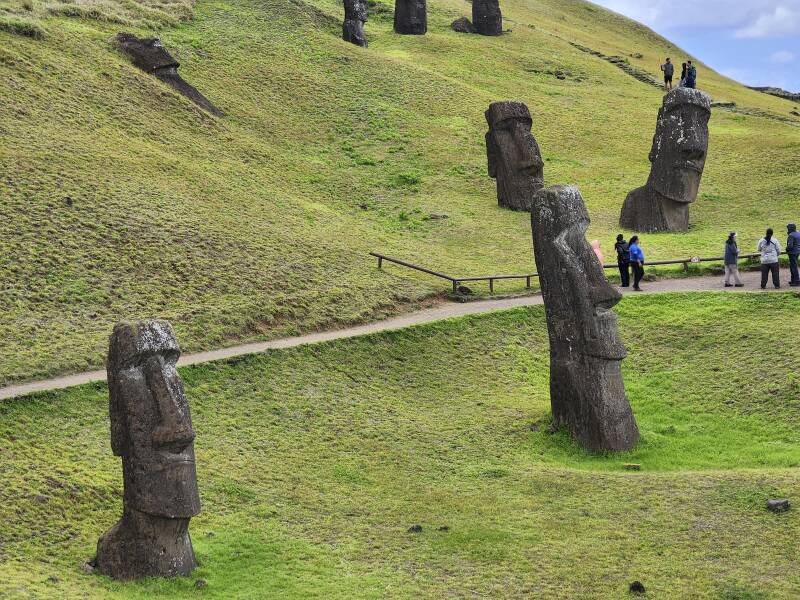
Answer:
[
  {"left": 485, "top": 101, "right": 544, "bottom": 211},
  {"left": 115, "top": 33, "right": 223, "bottom": 116},
  {"left": 394, "top": 0, "right": 427, "bottom": 35},
  {"left": 95, "top": 320, "right": 201, "bottom": 580},
  {"left": 531, "top": 185, "right": 640, "bottom": 452},
  {"left": 620, "top": 88, "right": 711, "bottom": 232},
  {"left": 343, "top": 0, "right": 368, "bottom": 47},
  {"left": 472, "top": 0, "right": 502, "bottom": 36}
]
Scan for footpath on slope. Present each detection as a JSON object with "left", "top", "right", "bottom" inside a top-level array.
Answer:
[{"left": 0, "top": 269, "right": 792, "bottom": 401}]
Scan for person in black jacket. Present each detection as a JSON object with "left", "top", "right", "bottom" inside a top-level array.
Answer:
[
  {"left": 788, "top": 223, "right": 800, "bottom": 286},
  {"left": 614, "top": 234, "right": 631, "bottom": 288}
]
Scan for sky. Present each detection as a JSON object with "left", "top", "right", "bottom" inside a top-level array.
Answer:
[{"left": 590, "top": 0, "right": 800, "bottom": 92}]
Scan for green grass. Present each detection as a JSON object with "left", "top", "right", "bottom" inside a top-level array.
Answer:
[
  {"left": 2, "top": 294, "right": 799, "bottom": 598},
  {"left": 1, "top": 0, "right": 799, "bottom": 384}
]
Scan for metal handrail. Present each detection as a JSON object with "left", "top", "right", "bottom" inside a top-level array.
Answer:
[{"left": 371, "top": 250, "right": 788, "bottom": 294}]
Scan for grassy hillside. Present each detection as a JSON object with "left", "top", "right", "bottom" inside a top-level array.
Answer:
[
  {"left": 2, "top": 293, "right": 799, "bottom": 598},
  {"left": 1, "top": 0, "right": 799, "bottom": 384}
]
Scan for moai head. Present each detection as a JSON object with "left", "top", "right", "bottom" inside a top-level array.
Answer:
[
  {"left": 115, "top": 34, "right": 179, "bottom": 73},
  {"left": 394, "top": 0, "right": 427, "bottom": 35},
  {"left": 532, "top": 186, "right": 639, "bottom": 452},
  {"left": 646, "top": 88, "right": 711, "bottom": 204},
  {"left": 343, "top": 0, "right": 368, "bottom": 47},
  {"left": 107, "top": 320, "right": 200, "bottom": 519},
  {"left": 485, "top": 101, "right": 544, "bottom": 211},
  {"left": 472, "top": 0, "right": 502, "bottom": 36}
]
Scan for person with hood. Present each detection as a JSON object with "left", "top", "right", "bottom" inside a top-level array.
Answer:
[
  {"left": 629, "top": 235, "right": 645, "bottom": 291},
  {"left": 614, "top": 234, "right": 631, "bottom": 288},
  {"left": 758, "top": 228, "right": 782, "bottom": 289},
  {"left": 724, "top": 232, "right": 744, "bottom": 287},
  {"left": 787, "top": 223, "right": 800, "bottom": 286}
]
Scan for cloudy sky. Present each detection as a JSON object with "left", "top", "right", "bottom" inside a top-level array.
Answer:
[{"left": 590, "top": 0, "right": 800, "bottom": 91}]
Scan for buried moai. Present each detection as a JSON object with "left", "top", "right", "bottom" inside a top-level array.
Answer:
[
  {"left": 95, "top": 320, "right": 201, "bottom": 580},
  {"left": 531, "top": 185, "right": 640, "bottom": 452},
  {"left": 343, "top": 0, "right": 369, "bottom": 47},
  {"left": 485, "top": 101, "right": 544, "bottom": 211},
  {"left": 472, "top": 0, "right": 502, "bottom": 35},
  {"left": 115, "top": 34, "right": 223, "bottom": 116},
  {"left": 620, "top": 88, "right": 711, "bottom": 232},
  {"left": 395, "top": 0, "right": 427, "bottom": 35}
]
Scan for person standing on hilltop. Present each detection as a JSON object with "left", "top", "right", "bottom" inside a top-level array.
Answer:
[
  {"left": 787, "top": 223, "right": 800, "bottom": 286},
  {"left": 685, "top": 60, "right": 697, "bottom": 89},
  {"left": 678, "top": 62, "right": 688, "bottom": 87},
  {"left": 660, "top": 57, "right": 674, "bottom": 91}
]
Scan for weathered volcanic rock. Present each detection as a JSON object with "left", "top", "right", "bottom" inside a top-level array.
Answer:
[
  {"left": 450, "top": 16, "right": 476, "bottom": 33},
  {"left": 620, "top": 88, "right": 711, "bottom": 232},
  {"left": 472, "top": 0, "right": 502, "bottom": 36},
  {"left": 485, "top": 101, "right": 544, "bottom": 211},
  {"left": 394, "top": 0, "right": 426, "bottom": 35},
  {"left": 343, "top": 0, "right": 368, "bottom": 47},
  {"left": 115, "top": 33, "right": 222, "bottom": 116},
  {"left": 531, "top": 185, "right": 640, "bottom": 452}
]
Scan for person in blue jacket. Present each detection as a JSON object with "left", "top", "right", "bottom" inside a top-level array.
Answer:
[
  {"left": 629, "top": 235, "right": 645, "bottom": 291},
  {"left": 787, "top": 223, "right": 800, "bottom": 286}
]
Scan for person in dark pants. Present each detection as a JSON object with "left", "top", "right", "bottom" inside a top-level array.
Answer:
[
  {"left": 661, "top": 58, "right": 674, "bottom": 91},
  {"left": 787, "top": 223, "right": 800, "bottom": 286},
  {"left": 757, "top": 228, "right": 782, "bottom": 289},
  {"left": 629, "top": 235, "right": 645, "bottom": 291},
  {"left": 685, "top": 60, "right": 697, "bottom": 89},
  {"left": 614, "top": 234, "right": 631, "bottom": 287}
]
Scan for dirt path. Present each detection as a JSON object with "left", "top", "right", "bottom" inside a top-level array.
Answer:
[{"left": 1, "top": 269, "right": 792, "bottom": 400}]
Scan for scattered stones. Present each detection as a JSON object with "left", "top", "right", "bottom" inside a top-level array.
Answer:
[
  {"left": 407, "top": 524, "right": 423, "bottom": 533},
  {"left": 64, "top": 196, "right": 73, "bottom": 207},
  {"left": 531, "top": 186, "right": 640, "bottom": 452},
  {"left": 195, "top": 579, "right": 208, "bottom": 589},
  {"left": 485, "top": 101, "right": 544, "bottom": 211},
  {"left": 450, "top": 17, "right": 476, "bottom": 33},
  {"left": 620, "top": 88, "right": 711, "bottom": 233},
  {"left": 428, "top": 213, "right": 449, "bottom": 220},
  {"left": 529, "top": 423, "right": 540, "bottom": 432},
  {"left": 629, "top": 581, "right": 646, "bottom": 594},
  {"left": 472, "top": 0, "right": 502, "bottom": 36},
  {"left": 114, "top": 33, "right": 223, "bottom": 116},
  {"left": 623, "top": 463, "right": 641, "bottom": 471},
  {"left": 436, "top": 526, "right": 450, "bottom": 532},
  {"left": 342, "top": 0, "right": 368, "bottom": 48},
  {"left": 95, "top": 320, "right": 201, "bottom": 580},
  {"left": 47, "top": 576, "right": 60, "bottom": 583},
  {"left": 394, "top": 0, "right": 426, "bottom": 35},
  {"left": 456, "top": 285, "right": 474, "bottom": 295},
  {"left": 81, "top": 560, "right": 96, "bottom": 574},
  {"left": 570, "top": 42, "right": 662, "bottom": 89},
  {"left": 767, "top": 499, "right": 790, "bottom": 513}
]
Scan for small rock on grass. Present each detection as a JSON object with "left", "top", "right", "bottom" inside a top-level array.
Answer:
[
  {"left": 629, "top": 581, "right": 646, "bottom": 594},
  {"left": 623, "top": 463, "right": 642, "bottom": 471},
  {"left": 436, "top": 526, "right": 450, "bottom": 532},
  {"left": 195, "top": 579, "right": 208, "bottom": 589},
  {"left": 407, "top": 524, "right": 423, "bottom": 533},
  {"left": 767, "top": 499, "right": 790, "bottom": 513}
]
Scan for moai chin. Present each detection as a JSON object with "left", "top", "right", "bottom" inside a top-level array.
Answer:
[
  {"left": 394, "top": 0, "right": 427, "bottom": 35},
  {"left": 485, "top": 101, "right": 545, "bottom": 211},
  {"left": 620, "top": 88, "right": 711, "bottom": 232},
  {"left": 531, "top": 185, "right": 640, "bottom": 452},
  {"left": 95, "top": 320, "right": 201, "bottom": 580},
  {"left": 343, "top": 0, "right": 368, "bottom": 47},
  {"left": 472, "top": 0, "right": 502, "bottom": 36}
]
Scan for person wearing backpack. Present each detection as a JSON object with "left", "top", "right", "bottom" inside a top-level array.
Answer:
[
  {"left": 614, "top": 234, "right": 631, "bottom": 288},
  {"left": 757, "top": 228, "right": 782, "bottom": 289},
  {"left": 629, "top": 235, "right": 645, "bottom": 291},
  {"left": 685, "top": 60, "right": 697, "bottom": 89},
  {"left": 723, "top": 232, "right": 744, "bottom": 287},
  {"left": 678, "top": 62, "right": 688, "bottom": 87},
  {"left": 787, "top": 223, "right": 800, "bottom": 286},
  {"left": 660, "top": 58, "right": 674, "bottom": 91}
]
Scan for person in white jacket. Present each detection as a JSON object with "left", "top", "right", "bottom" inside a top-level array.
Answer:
[{"left": 758, "top": 228, "right": 782, "bottom": 289}]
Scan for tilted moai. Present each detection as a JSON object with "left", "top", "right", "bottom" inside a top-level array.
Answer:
[
  {"left": 395, "top": 0, "right": 426, "bottom": 35},
  {"left": 115, "top": 34, "right": 223, "bottom": 116},
  {"left": 485, "top": 101, "right": 544, "bottom": 211},
  {"left": 531, "top": 185, "right": 640, "bottom": 452},
  {"left": 343, "top": 0, "right": 368, "bottom": 47},
  {"left": 472, "top": 0, "right": 502, "bottom": 36},
  {"left": 620, "top": 88, "right": 711, "bottom": 232},
  {"left": 95, "top": 320, "right": 201, "bottom": 580}
]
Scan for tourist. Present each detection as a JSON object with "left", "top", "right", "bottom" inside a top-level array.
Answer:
[
  {"left": 678, "top": 62, "right": 688, "bottom": 87},
  {"left": 787, "top": 223, "right": 800, "bottom": 286},
  {"left": 757, "top": 228, "right": 782, "bottom": 289},
  {"left": 661, "top": 57, "right": 674, "bottom": 91},
  {"left": 685, "top": 60, "right": 697, "bottom": 89},
  {"left": 614, "top": 234, "right": 631, "bottom": 288},
  {"left": 629, "top": 235, "right": 645, "bottom": 291},
  {"left": 591, "top": 239, "right": 605, "bottom": 267},
  {"left": 723, "top": 232, "right": 744, "bottom": 287}
]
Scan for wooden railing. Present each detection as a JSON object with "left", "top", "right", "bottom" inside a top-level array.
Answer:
[{"left": 370, "top": 251, "right": 785, "bottom": 294}]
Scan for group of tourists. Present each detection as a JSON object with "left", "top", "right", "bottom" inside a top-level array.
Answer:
[
  {"left": 609, "top": 224, "right": 800, "bottom": 291},
  {"left": 660, "top": 57, "right": 697, "bottom": 91}
]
